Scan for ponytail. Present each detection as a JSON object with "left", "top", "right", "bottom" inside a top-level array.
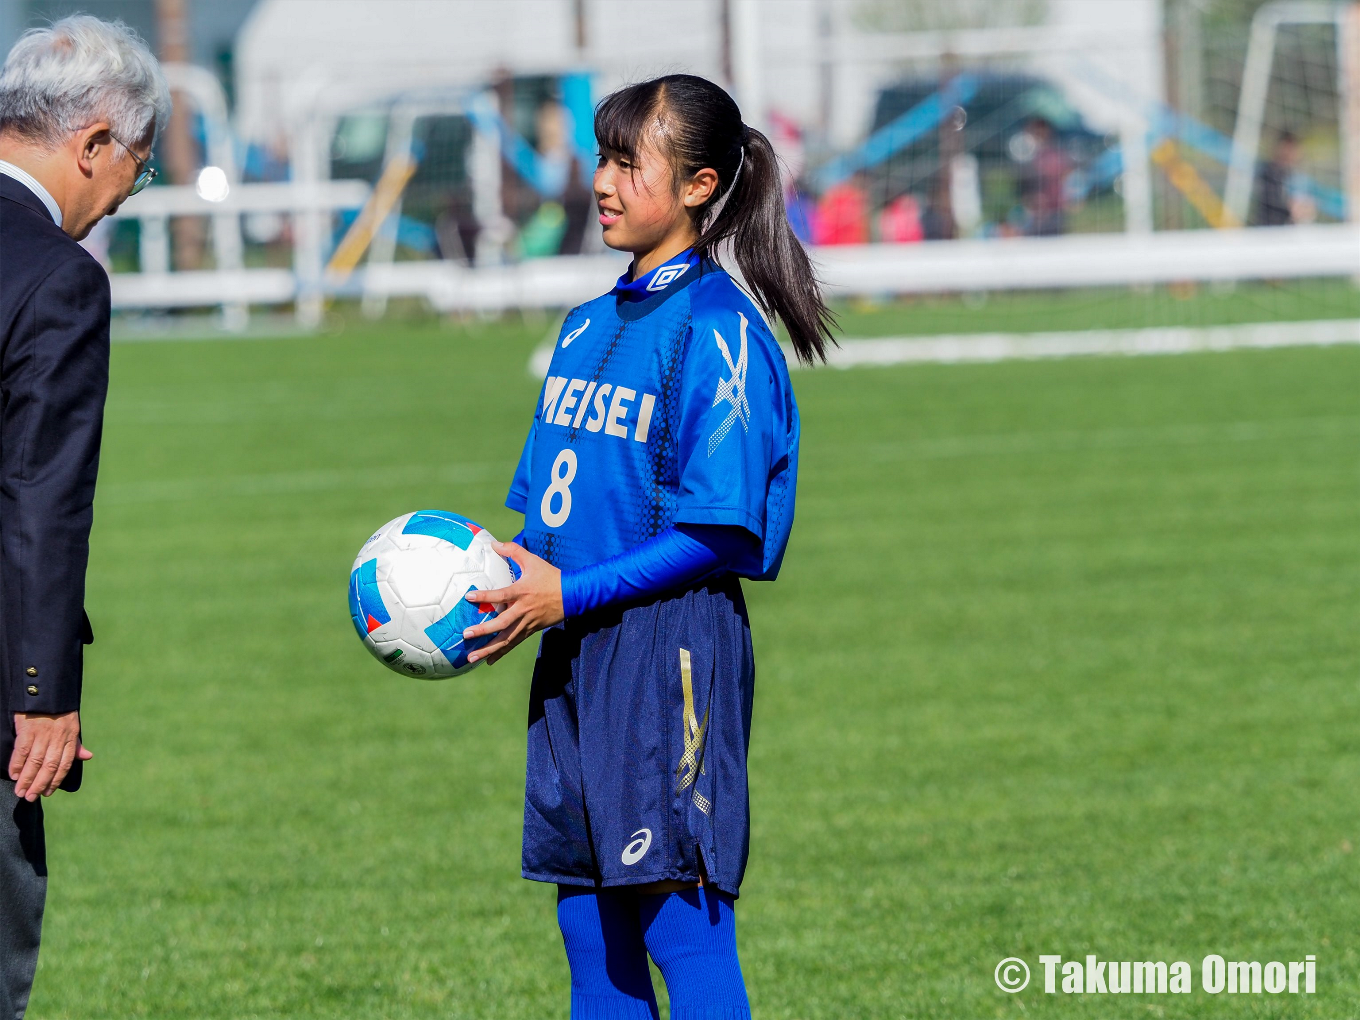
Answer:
[
  {"left": 695, "top": 124, "right": 835, "bottom": 364},
  {"left": 594, "top": 75, "right": 837, "bottom": 364}
]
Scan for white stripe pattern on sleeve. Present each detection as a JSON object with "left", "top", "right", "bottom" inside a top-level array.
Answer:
[{"left": 708, "top": 312, "right": 751, "bottom": 457}]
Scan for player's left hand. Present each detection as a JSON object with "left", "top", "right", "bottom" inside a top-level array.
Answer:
[
  {"left": 10, "top": 711, "right": 92, "bottom": 801},
  {"left": 461, "top": 542, "right": 563, "bottom": 666}
]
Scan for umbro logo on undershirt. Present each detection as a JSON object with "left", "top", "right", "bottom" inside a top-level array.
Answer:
[
  {"left": 646, "top": 263, "right": 690, "bottom": 292},
  {"left": 621, "top": 828, "right": 652, "bottom": 865}
]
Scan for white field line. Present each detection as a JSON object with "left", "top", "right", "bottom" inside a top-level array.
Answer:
[
  {"left": 531, "top": 320, "right": 1360, "bottom": 377},
  {"left": 857, "top": 415, "right": 1360, "bottom": 463},
  {"left": 795, "top": 319, "right": 1360, "bottom": 369},
  {"left": 529, "top": 340, "right": 558, "bottom": 379}
]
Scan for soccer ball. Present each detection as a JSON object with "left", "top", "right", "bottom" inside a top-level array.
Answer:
[{"left": 348, "top": 510, "right": 516, "bottom": 679}]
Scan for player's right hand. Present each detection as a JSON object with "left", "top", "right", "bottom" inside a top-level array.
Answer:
[{"left": 461, "top": 542, "right": 564, "bottom": 666}]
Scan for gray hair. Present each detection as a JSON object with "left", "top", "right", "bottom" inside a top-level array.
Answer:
[{"left": 0, "top": 15, "right": 170, "bottom": 157}]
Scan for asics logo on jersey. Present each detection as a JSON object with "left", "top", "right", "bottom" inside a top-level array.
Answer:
[
  {"left": 708, "top": 312, "right": 750, "bottom": 456},
  {"left": 621, "top": 828, "right": 652, "bottom": 865},
  {"left": 646, "top": 263, "right": 691, "bottom": 292},
  {"left": 561, "top": 318, "right": 590, "bottom": 348}
]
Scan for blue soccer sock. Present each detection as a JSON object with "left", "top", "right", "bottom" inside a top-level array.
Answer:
[
  {"left": 557, "top": 887, "right": 659, "bottom": 1020},
  {"left": 639, "top": 886, "right": 751, "bottom": 1020}
]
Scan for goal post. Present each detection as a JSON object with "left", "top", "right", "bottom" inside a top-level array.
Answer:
[{"left": 1345, "top": 1, "right": 1360, "bottom": 223}]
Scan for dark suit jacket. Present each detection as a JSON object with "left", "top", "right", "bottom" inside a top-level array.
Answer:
[{"left": 0, "top": 174, "right": 109, "bottom": 792}]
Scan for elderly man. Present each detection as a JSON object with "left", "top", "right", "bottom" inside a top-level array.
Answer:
[{"left": 0, "top": 16, "right": 168, "bottom": 1018}]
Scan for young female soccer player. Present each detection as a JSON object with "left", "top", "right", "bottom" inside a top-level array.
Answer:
[{"left": 461, "top": 74, "right": 833, "bottom": 1020}]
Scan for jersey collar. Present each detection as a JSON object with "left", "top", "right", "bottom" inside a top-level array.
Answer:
[{"left": 612, "top": 248, "right": 703, "bottom": 303}]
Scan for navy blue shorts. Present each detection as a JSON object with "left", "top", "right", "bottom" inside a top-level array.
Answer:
[{"left": 522, "top": 575, "right": 754, "bottom": 897}]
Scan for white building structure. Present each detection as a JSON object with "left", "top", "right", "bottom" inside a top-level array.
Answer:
[
  {"left": 233, "top": 0, "right": 1164, "bottom": 147},
  {"left": 103, "top": 0, "right": 1357, "bottom": 332}
]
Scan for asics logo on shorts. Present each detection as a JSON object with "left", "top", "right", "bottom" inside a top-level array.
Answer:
[{"left": 621, "top": 828, "right": 652, "bottom": 865}]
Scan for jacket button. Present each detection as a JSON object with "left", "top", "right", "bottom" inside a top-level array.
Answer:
[
  {"left": 25, "top": 685, "right": 38, "bottom": 696},
  {"left": 25, "top": 666, "right": 37, "bottom": 677}
]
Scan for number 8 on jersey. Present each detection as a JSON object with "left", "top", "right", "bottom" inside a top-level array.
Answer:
[{"left": 540, "top": 449, "right": 577, "bottom": 528}]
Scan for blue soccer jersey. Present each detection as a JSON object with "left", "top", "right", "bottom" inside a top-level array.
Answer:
[{"left": 506, "top": 254, "right": 799, "bottom": 580}]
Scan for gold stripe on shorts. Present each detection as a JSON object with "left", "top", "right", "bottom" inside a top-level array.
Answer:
[{"left": 676, "top": 648, "right": 709, "bottom": 810}]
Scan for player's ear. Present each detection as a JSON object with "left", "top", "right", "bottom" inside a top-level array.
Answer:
[{"left": 682, "top": 167, "right": 719, "bottom": 208}]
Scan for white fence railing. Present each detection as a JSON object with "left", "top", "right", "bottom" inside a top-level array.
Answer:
[
  {"left": 109, "top": 180, "right": 371, "bottom": 317},
  {"left": 108, "top": 223, "right": 1360, "bottom": 321}
]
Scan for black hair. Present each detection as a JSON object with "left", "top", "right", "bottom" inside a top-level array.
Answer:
[{"left": 594, "top": 74, "right": 836, "bottom": 364}]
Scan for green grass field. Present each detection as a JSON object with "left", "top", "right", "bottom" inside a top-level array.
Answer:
[
  {"left": 26, "top": 304, "right": 1360, "bottom": 1019},
  {"left": 827, "top": 278, "right": 1360, "bottom": 337}
]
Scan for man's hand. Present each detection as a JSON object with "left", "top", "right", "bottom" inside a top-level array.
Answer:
[
  {"left": 461, "top": 542, "right": 564, "bottom": 666},
  {"left": 9, "top": 711, "right": 91, "bottom": 801}
]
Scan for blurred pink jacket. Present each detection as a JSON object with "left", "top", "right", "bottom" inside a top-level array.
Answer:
[{"left": 813, "top": 182, "right": 869, "bottom": 245}]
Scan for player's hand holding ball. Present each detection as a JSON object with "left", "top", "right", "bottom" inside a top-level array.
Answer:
[
  {"left": 348, "top": 509, "right": 562, "bottom": 677},
  {"left": 460, "top": 541, "right": 563, "bottom": 666},
  {"left": 349, "top": 510, "right": 525, "bottom": 678}
]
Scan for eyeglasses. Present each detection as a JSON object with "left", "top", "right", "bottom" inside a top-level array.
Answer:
[{"left": 108, "top": 132, "right": 157, "bottom": 195}]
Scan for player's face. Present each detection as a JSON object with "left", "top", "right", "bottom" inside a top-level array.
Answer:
[{"left": 594, "top": 142, "right": 689, "bottom": 255}]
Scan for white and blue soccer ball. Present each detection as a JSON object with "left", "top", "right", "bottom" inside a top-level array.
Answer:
[{"left": 349, "top": 510, "right": 516, "bottom": 679}]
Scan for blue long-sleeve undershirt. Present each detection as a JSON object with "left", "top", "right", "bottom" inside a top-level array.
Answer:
[{"left": 558, "top": 523, "right": 756, "bottom": 619}]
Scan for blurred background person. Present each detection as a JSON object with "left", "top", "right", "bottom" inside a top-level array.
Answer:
[
  {"left": 513, "top": 99, "right": 569, "bottom": 259},
  {"left": 813, "top": 171, "right": 869, "bottom": 246},
  {"left": 1254, "top": 130, "right": 1298, "bottom": 226},
  {"left": 877, "top": 191, "right": 925, "bottom": 244},
  {"left": 434, "top": 191, "right": 480, "bottom": 265},
  {"left": 558, "top": 156, "right": 594, "bottom": 256},
  {"left": 1019, "top": 117, "right": 1071, "bottom": 236},
  {"left": 1252, "top": 129, "right": 1315, "bottom": 226},
  {"left": 549, "top": 96, "right": 595, "bottom": 257},
  {"left": 0, "top": 16, "right": 168, "bottom": 1019},
  {"left": 785, "top": 178, "right": 818, "bottom": 245}
]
